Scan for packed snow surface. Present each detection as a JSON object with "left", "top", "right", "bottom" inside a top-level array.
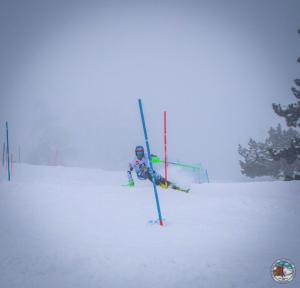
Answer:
[{"left": 0, "top": 164, "right": 299, "bottom": 287}]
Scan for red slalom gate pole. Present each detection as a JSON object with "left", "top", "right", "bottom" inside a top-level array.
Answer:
[{"left": 164, "top": 111, "right": 168, "bottom": 187}]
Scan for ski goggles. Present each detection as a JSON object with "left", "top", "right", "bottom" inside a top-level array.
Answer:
[{"left": 135, "top": 149, "right": 144, "bottom": 157}]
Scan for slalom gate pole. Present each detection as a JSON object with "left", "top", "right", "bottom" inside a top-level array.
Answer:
[
  {"left": 11, "top": 153, "right": 13, "bottom": 176},
  {"left": 138, "top": 99, "right": 164, "bottom": 226},
  {"left": 205, "top": 169, "right": 210, "bottom": 183},
  {"left": 163, "top": 111, "right": 168, "bottom": 187},
  {"left": 6, "top": 122, "right": 10, "bottom": 181},
  {"left": 2, "top": 142, "right": 5, "bottom": 167}
]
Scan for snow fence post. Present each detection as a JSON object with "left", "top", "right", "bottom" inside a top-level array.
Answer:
[
  {"left": 6, "top": 121, "right": 10, "bottom": 181},
  {"left": 138, "top": 99, "right": 164, "bottom": 226}
]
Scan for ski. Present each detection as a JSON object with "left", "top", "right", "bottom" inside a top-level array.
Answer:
[
  {"left": 174, "top": 187, "right": 190, "bottom": 193},
  {"left": 158, "top": 183, "right": 190, "bottom": 193},
  {"left": 122, "top": 183, "right": 189, "bottom": 192}
]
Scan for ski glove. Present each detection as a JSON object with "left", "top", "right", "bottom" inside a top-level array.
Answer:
[{"left": 128, "top": 179, "right": 134, "bottom": 187}]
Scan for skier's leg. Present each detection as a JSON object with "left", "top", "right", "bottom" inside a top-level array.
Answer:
[
  {"left": 155, "top": 173, "right": 189, "bottom": 192},
  {"left": 167, "top": 181, "right": 180, "bottom": 190},
  {"left": 155, "top": 174, "right": 178, "bottom": 189},
  {"left": 146, "top": 171, "right": 166, "bottom": 186},
  {"left": 145, "top": 171, "right": 155, "bottom": 183},
  {"left": 146, "top": 170, "right": 183, "bottom": 190},
  {"left": 154, "top": 174, "right": 189, "bottom": 192}
]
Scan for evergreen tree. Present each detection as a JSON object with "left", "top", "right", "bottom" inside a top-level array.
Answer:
[
  {"left": 272, "top": 84, "right": 300, "bottom": 128},
  {"left": 239, "top": 29, "right": 300, "bottom": 180},
  {"left": 238, "top": 125, "right": 300, "bottom": 180},
  {"left": 271, "top": 29, "right": 300, "bottom": 172}
]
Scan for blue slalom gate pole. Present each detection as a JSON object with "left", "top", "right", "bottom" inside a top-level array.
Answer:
[
  {"left": 2, "top": 142, "right": 5, "bottom": 167},
  {"left": 6, "top": 121, "right": 10, "bottom": 181},
  {"left": 205, "top": 169, "right": 209, "bottom": 183},
  {"left": 138, "top": 99, "right": 164, "bottom": 226}
]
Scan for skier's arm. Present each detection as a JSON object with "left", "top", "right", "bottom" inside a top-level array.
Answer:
[
  {"left": 145, "top": 155, "right": 154, "bottom": 173},
  {"left": 127, "top": 162, "right": 134, "bottom": 186}
]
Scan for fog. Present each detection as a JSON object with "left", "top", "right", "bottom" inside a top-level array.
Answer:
[{"left": 0, "top": 0, "right": 299, "bottom": 181}]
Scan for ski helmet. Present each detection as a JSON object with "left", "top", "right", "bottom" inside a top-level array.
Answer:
[{"left": 135, "top": 145, "right": 145, "bottom": 158}]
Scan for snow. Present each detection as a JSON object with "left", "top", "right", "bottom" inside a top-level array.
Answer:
[{"left": 0, "top": 164, "right": 299, "bottom": 287}]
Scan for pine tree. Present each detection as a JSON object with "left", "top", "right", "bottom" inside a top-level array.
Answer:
[
  {"left": 238, "top": 125, "right": 300, "bottom": 179},
  {"left": 239, "top": 29, "right": 300, "bottom": 180},
  {"left": 272, "top": 87, "right": 300, "bottom": 128},
  {"left": 271, "top": 29, "right": 300, "bottom": 174}
]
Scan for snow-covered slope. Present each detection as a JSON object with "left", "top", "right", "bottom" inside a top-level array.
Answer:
[{"left": 0, "top": 164, "right": 299, "bottom": 288}]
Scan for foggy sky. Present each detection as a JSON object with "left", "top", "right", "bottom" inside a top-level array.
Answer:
[{"left": 0, "top": 0, "right": 299, "bottom": 181}]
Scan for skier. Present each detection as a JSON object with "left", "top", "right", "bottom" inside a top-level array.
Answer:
[{"left": 127, "top": 145, "right": 189, "bottom": 192}]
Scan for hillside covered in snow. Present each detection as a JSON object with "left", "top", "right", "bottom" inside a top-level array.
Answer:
[{"left": 0, "top": 164, "right": 299, "bottom": 287}]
